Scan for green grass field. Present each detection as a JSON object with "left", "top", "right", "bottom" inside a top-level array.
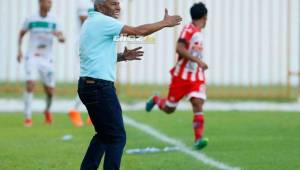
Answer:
[{"left": 0, "top": 110, "right": 299, "bottom": 170}]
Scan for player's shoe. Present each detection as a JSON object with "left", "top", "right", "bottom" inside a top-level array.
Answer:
[
  {"left": 86, "top": 116, "right": 92, "bottom": 126},
  {"left": 44, "top": 111, "right": 53, "bottom": 125},
  {"left": 145, "top": 95, "right": 158, "bottom": 112},
  {"left": 68, "top": 108, "right": 83, "bottom": 127},
  {"left": 24, "top": 119, "right": 32, "bottom": 127},
  {"left": 193, "top": 138, "right": 208, "bottom": 150}
]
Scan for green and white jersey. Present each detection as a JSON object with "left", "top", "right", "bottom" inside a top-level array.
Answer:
[
  {"left": 77, "top": 0, "right": 94, "bottom": 18},
  {"left": 22, "top": 12, "right": 60, "bottom": 59},
  {"left": 76, "top": 0, "right": 93, "bottom": 32},
  {"left": 75, "top": 0, "right": 94, "bottom": 47}
]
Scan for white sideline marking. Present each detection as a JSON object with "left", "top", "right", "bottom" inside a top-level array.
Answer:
[
  {"left": 123, "top": 116, "right": 241, "bottom": 170},
  {"left": 1, "top": 99, "right": 300, "bottom": 113}
]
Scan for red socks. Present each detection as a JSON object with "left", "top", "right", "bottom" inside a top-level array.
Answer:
[
  {"left": 154, "top": 96, "right": 204, "bottom": 141},
  {"left": 193, "top": 113, "right": 204, "bottom": 141},
  {"left": 153, "top": 96, "right": 166, "bottom": 110}
]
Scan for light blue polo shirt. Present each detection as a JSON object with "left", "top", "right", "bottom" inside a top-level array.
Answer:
[{"left": 79, "top": 11, "right": 124, "bottom": 82}]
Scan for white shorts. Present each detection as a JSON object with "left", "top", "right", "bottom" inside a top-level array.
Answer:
[{"left": 24, "top": 57, "right": 55, "bottom": 88}]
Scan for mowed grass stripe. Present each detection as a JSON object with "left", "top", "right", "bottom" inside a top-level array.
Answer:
[{"left": 124, "top": 115, "right": 241, "bottom": 170}]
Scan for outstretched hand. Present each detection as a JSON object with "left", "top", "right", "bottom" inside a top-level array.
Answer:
[
  {"left": 123, "top": 47, "right": 144, "bottom": 61},
  {"left": 163, "top": 8, "right": 182, "bottom": 27}
]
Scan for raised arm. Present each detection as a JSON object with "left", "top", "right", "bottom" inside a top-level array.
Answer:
[
  {"left": 17, "top": 30, "right": 27, "bottom": 63},
  {"left": 121, "top": 9, "right": 182, "bottom": 36},
  {"left": 79, "top": 15, "right": 88, "bottom": 25},
  {"left": 176, "top": 40, "right": 208, "bottom": 70}
]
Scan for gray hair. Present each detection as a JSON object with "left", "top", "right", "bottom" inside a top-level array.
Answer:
[{"left": 93, "top": 0, "right": 106, "bottom": 11}]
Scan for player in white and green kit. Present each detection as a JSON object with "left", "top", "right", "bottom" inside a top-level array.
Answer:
[
  {"left": 68, "top": 0, "right": 94, "bottom": 127},
  {"left": 17, "top": 0, "right": 65, "bottom": 127}
]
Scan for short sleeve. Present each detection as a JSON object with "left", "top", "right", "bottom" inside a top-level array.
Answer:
[
  {"left": 54, "top": 22, "right": 60, "bottom": 32},
  {"left": 55, "top": 19, "right": 62, "bottom": 31},
  {"left": 178, "top": 26, "right": 193, "bottom": 44},
  {"left": 77, "top": 7, "right": 89, "bottom": 17},
  {"left": 103, "top": 17, "right": 124, "bottom": 36},
  {"left": 22, "top": 18, "right": 30, "bottom": 30},
  {"left": 50, "top": 15, "right": 62, "bottom": 32},
  {"left": 77, "top": 0, "right": 90, "bottom": 17}
]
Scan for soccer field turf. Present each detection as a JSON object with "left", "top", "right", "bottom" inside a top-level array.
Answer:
[{"left": 0, "top": 110, "right": 299, "bottom": 170}]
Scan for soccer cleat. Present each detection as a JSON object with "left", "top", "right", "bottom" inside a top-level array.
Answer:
[
  {"left": 193, "top": 138, "right": 208, "bottom": 150},
  {"left": 68, "top": 109, "right": 83, "bottom": 127},
  {"left": 44, "top": 111, "right": 53, "bottom": 125},
  {"left": 145, "top": 95, "right": 157, "bottom": 112},
  {"left": 24, "top": 119, "right": 32, "bottom": 127},
  {"left": 86, "top": 116, "right": 92, "bottom": 126}
]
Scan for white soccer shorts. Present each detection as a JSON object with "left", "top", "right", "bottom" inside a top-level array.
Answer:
[{"left": 24, "top": 57, "right": 55, "bottom": 88}]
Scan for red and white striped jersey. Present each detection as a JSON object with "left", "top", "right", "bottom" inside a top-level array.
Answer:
[{"left": 170, "top": 23, "right": 205, "bottom": 82}]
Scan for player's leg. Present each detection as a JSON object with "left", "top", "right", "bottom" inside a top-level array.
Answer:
[
  {"left": 43, "top": 85, "right": 54, "bottom": 124},
  {"left": 70, "top": 95, "right": 92, "bottom": 126},
  {"left": 86, "top": 115, "right": 92, "bottom": 125},
  {"left": 73, "top": 94, "right": 82, "bottom": 110},
  {"left": 187, "top": 84, "right": 208, "bottom": 150},
  {"left": 146, "top": 95, "right": 176, "bottom": 114},
  {"left": 23, "top": 57, "right": 37, "bottom": 126},
  {"left": 68, "top": 94, "right": 84, "bottom": 127},
  {"left": 190, "top": 97, "right": 208, "bottom": 149},
  {"left": 23, "top": 80, "right": 35, "bottom": 127},
  {"left": 68, "top": 40, "right": 85, "bottom": 127},
  {"left": 146, "top": 77, "right": 185, "bottom": 114},
  {"left": 39, "top": 60, "right": 55, "bottom": 124},
  {"left": 190, "top": 98, "right": 205, "bottom": 139}
]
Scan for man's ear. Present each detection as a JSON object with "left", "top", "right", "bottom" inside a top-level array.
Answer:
[
  {"left": 94, "top": 4, "right": 99, "bottom": 11},
  {"left": 95, "top": 4, "right": 102, "bottom": 12},
  {"left": 96, "top": 2, "right": 107, "bottom": 12}
]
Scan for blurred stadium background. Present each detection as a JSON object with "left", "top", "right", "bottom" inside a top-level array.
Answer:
[
  {"left": 0, "top": 0, "right": 299, "bottom": 101},
  {"left": 1, "top": 1, "right": 300, "bottom": 170}
]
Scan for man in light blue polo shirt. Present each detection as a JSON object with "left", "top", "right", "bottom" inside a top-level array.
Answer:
[
  {"left": 78, "top": 0, "right": 182, "bottom": 169},
  {"left": 79, "top": 10, "right": 124, "bottom": 82}
]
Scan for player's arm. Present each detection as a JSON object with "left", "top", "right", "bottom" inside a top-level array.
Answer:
[
  {"left": 77, "top": 0, "right": 89, "bottom": 25},
  {"left": 117, "top": 47, "right": 144, "bottom": 62},
  {"left": 17, "top": 29, "right": 27, "bottom": 63},
  {"left": 176, "top": 39, "right": 208, "bottom": 70},
  {"left": 53, "top": 31, "right": 66, "bottom": 43},
  {"left": 79, "top": 16, "right": 88, "bottom": 25},
  {"left": 121, "top": 9, "right": 182, "bottom": 36}
]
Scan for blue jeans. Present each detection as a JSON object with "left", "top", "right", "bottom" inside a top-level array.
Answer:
[{"left": 78, "top": 77, "right": 126, "bottom": 170}]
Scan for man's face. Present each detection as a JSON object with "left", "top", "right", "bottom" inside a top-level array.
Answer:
[
  {"left": 40, "top": 0, "right": 52, "bottom": 12},
  {"left": 99, "top": 0, "right": 121, "bottom": 19}
]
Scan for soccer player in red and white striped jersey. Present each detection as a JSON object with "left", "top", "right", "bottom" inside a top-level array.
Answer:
[
  {"left": 146, "top": 2, "right": 209, "bottom": 150},
  {"left": 171, "top": 23, "right": 206, "bottom": 82}
]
